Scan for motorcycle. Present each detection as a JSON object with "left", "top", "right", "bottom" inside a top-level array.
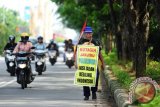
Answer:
[
  {"left": 35, "top": 50, "right": 47, "bottom": 75},
  {"left": 15, "top": 51, "right": 33, "bottom": 89},
  {"left": 65, "top": 49, "right": 74, "bottom": 69},
  {"left": 48, "top": 50, "right": 57, "bottom": 65},
  {"left": 5, "top": 50, "right": 16, "bottom": 76}
]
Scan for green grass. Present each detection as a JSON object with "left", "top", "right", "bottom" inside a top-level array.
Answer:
[
  {"left": 145, "top": 61, "right": 160, "bottom": 80},
  {"left": 102, "top": 49, "right": 160, "bottom": 106},
  {"left": 102, "top": 49, "right": 133, "bottom": 89},
  {"left": 111, "top": 65, "right": 132, "bottom": 89}
]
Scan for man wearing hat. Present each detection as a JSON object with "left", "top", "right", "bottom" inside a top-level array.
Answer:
[{"left": 78, "top": 26, "right": 104, "bottom": 100}]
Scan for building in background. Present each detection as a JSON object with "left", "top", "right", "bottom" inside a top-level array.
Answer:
[{"left": 29, "top": 0, "right": 54, "bottom": 42}]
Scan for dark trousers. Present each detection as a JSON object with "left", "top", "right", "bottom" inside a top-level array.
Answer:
[{"left": 83, "top": 70, "right": 99, "bottom": 97}]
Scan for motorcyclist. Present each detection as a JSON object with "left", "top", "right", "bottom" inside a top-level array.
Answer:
[
  {"left": 65, "top": 39, "right": 74, "bottom": 52},
  {"left": 34, "top": 36, "right": 47, "bottom": 70},
  {"left": 34, "top": 36, "right": 46, "bottom": 50},
  {"left": 13, "top": 32, "right": 35, "bottom": 83},
  {"left": 47, "top": 40, "right": 59, "bottom": 56},
  {"left": 4, "top": 35, "right": 17, "bottom": 71}
]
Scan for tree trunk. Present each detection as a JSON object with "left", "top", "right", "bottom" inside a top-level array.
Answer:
[
  {"left": 130, "top": 0, "right": 149, "bottom": 77},
  {"left": 122, "top": 0, "right": 149, "bottom": 76},
  {"left": 106, "top": 31, "right": 113, "bottom": 54},
  {"left": 108, "top": 0, "right": 123, "bottom": 60}
]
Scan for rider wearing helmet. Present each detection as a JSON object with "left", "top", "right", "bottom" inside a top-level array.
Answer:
[
  {"left": 13, "top": 32, "right": 33, "bottom": 53},
  {"left": 4, "top": 35, "right": 17, "bottom": 71},
  {"left": 47, "top": 39, "right": 59, "bottom": 56},
  {"left": 34, "top": 36, "right": 46, "bottom": 50},
  {"left": 13, "top": 32, "right": 35, "bottom": 83},
  {"left": 65, "top": 39, "right": 74, "bottom": 52},
  {"left": 4, "top": 35, "right": 17, "bottom": 51}
]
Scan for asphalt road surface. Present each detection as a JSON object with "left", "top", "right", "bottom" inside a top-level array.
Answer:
[{"left": 0, "top": 55, "right": 117, "bottom": 107}]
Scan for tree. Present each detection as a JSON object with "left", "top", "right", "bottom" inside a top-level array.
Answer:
[
  {"left": 52, "top": 0, "right": 158, "bottom": 78},
  {"left": 0, "top": 8, "right": 28, "bottom": 54}
]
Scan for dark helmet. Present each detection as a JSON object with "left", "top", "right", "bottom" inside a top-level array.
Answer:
[
  {"left": 9, "top": 35, "right": 15, "bottom": 43},
  {"left": 37, "top": 36, "right": 43, "bottom": 43},
  {"left": 64, "top": 40, "right": 68, "bottom": 44},
  {"left": 37, "top": 36, "right": 43, "bottom": 40},
  {"left": 21, "top": 32, "right": 29, "bottom": 43},
  {"left": 68, "top": 39, "right": 72, "bottom": 44}
]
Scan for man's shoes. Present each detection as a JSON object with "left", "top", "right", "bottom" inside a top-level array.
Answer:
[
  {"left": 84, "top": 96, "right": 89, "bottom": 100},
  {"left": 92, "top": 93, "right": 97, "bottom": 100}
]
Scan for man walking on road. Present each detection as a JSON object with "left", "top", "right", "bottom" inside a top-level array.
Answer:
[{"left": 77, "top": 26, "right": 105, "bottom": 100}]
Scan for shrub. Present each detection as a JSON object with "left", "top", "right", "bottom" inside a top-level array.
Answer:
[
  {"left": 111, "top": 65, "right": 132, "bottom": 88},
  {"left": 145, "top": 61, "right": 160, "bottom": 80}
]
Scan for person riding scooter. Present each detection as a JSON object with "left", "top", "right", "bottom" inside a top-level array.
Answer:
[
  {"left": 13, "top": 32, "right": 35, "bottom": 84},
  {"left": 47, "top": 40, "right": 59, "bottom": 65},
  {"left": 4, "top": 35, "right": 17, "bottom": 74},
  {"left": 65, "top": 39, "right": 74, "bottom": 52},
  {"left": 65, "top": 39, "right": 74, "bottom": 68},
  {"left": 35, "top": 36, "right": 46, "bottom": 50},
  {"left": 47, "top": 40, "right": 59, "bottom": 56},
  {"left": 34, "top": 36, "right": 47, "bottom": 75}
]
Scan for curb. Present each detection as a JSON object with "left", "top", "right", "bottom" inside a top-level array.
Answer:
[{"left": 103, "top": 66, "right": 137, "bottom": 107}]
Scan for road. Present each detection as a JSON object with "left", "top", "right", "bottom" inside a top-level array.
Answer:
[{"left": 0, "top": 55, "right": 116, "bottom": 107}]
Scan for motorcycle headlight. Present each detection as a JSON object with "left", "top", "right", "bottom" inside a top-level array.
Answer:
[
  {"left": 66, "top": 53, "right": 73, "bottom": 58},
  {"left": 37, "top": 61, "right": 42, "bottom": 65},
  {"left": 9, "top": 62, "right": 14, "bottom": 67},
  {"left": 18, "top": 64, "right": 26, "bottom": 69},
  {"left": 66, "top": 53, "right": 70, "bottom": 57},
  {"left": 52, "top": 52, "right": 56, "bottom": 56}
]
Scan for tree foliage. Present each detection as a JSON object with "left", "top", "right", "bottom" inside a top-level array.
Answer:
[
  {"left": 52, "top": 0, "right": 160, "bottom": 77},
  {"left": 0, "top": 8, "right": 28, "bottom": 54}
]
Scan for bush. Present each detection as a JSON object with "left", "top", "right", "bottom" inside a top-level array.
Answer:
[
  {"left": 102, "top": 49, "right": 133, "bottom": 88},
  {"left": 102, "top": 49, "right": 117, "bottom": 65},
  {"left": 145, "top": 61, "right": 160, "bottom": 80},
  {"left": 112, "top": 65, "right": 132, "bottom": 88}
]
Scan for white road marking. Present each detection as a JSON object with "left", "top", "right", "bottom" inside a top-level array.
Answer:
[
  {"left": 0, "top": 79, "right": 16, "bottom": 88},
  {"left": 0, "top": 82, "right": 6, "bottom": 85}
]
